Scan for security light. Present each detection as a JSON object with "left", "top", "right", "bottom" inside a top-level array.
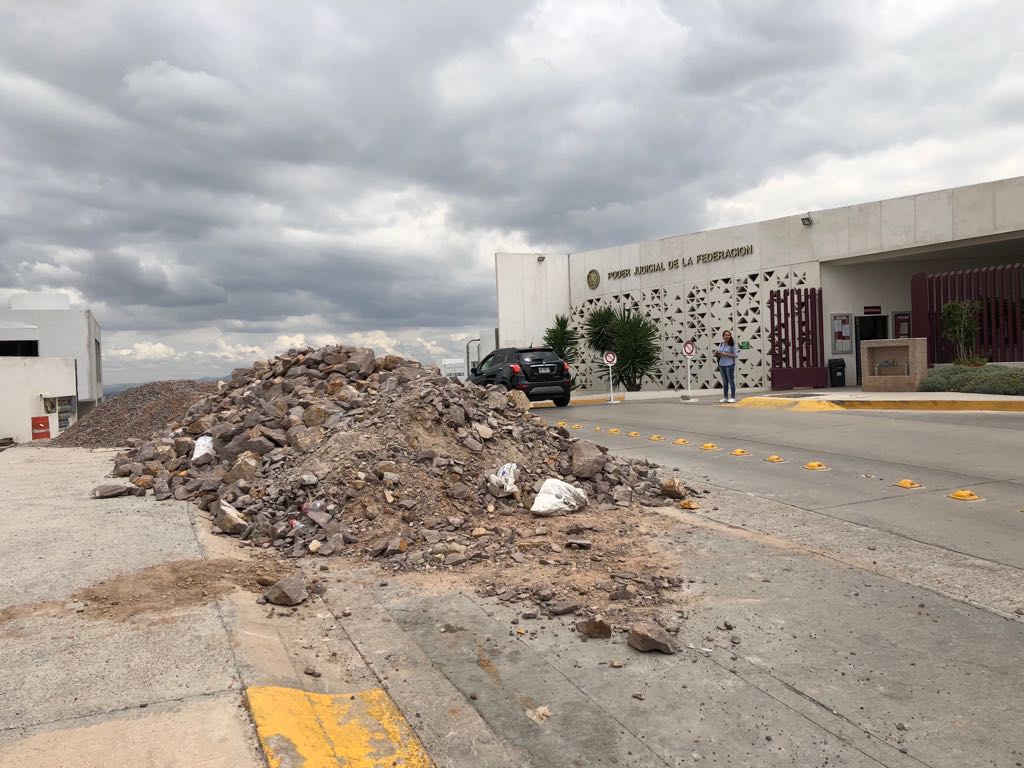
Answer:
[
  {"left": 801, "top": 213, "right": 813, "bottom": 226},
  {"left": 537, "top": 255, "right": 546, "bottom": 262}
]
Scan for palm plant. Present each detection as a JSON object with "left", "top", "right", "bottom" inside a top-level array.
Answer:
[
  {"left": 542, "top": 314, "right": 580, "bottom": 364},
  {"left": 584, "top": 306, "right": 617, "bottom": 357},
  {"left": 610, "top": 309, "right": 660, "bottom": 391}
]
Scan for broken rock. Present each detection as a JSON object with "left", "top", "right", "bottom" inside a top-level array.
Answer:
[
  {"left": 90, "top": 484, "right": 133, "bottom": 499},
  {"left": 264, "top": 575, "right": 308, "bottom": 606},
  {"left": 627, "top": 623, "right": 676, "bottom": 654}
]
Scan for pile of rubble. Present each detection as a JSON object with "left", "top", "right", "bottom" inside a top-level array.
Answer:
[
  {"left": 96, "top": 345, "right": 692, "bottom": 612},
  {"left": 55, "top": 380, "right": 219, "bottom": 448}
]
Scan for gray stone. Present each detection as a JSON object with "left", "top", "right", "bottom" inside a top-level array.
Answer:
[
  {"left": 224, "top": 451, "right": 260, "bottom": 485},
  {"left": 215, "top": 500, "right": 248, "bottom": 535},
  {"left": 569, "top": 440, "right": 605, "bottom": 479},
  {"left": 264, "top": 575, "right": 308, "bottom": 606},
  {"left": 90, "top": 484, "right": 132, "bottom": 499}
]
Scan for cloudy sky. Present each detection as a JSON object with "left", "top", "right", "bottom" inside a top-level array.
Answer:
[{"left": 2, "top": 1, "right": 1022, "bottom": 383}]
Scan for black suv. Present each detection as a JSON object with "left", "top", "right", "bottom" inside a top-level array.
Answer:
[{"left": 469, "top": 347, "right": 571, "bottom": 406}]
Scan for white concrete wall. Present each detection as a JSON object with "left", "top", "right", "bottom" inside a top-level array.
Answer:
[
  {"left": 495, "top": 252, "right": 570, "bottom": 348},
  {"left": 0, "top": 305, "right": 103, "bottom": 404},
  {"left": 0, "top": 358, "right": 77, "bottom": 443}
]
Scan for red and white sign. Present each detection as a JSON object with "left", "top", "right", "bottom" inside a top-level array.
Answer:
[
  {"left": 682, "top": 340, "right": 696, "bottom": 358},
  {"left": 602, "top": 350, "right": 617, "bottom": 366},
  {"left": 31, "top": 416, "right": 50, "bottom": 440}
]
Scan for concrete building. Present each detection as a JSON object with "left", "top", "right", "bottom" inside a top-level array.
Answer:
[
  {"left": 0, "top": 293, "right": 103, "bottom": 441},
  {"left": 495, "top": 176, "right": 1024, "bottom": 392}
]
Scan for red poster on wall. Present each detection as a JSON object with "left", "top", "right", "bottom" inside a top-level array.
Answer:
[{"left": 31, "top": 416, "right": 50, "bottom": 440}]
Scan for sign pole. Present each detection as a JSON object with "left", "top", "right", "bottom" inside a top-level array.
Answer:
[
  {"left": 680, "top": 339, "right": 697, "bottom": 403},
  {"left": 608, "top": 363, "right": 614, "bottom": 404}
]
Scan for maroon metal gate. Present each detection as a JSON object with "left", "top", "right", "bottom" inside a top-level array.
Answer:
[
  {"left": 910, "top": 264, "right": 1024, "bottom": 365},
  {"left": 769, "top": 287, "right": 828, "bottom": 389}
]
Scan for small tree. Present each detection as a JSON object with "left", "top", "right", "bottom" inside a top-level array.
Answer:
[
  {"left": 941, "top": 299, "right": 983, "bottom": 362},
  {"left": 584, "top": 306, "right": 617, "bottom": 356},
  {"left": 542, "top": 314, "right": 580, "bottom": 364},
  {"left": 611, "top": 309, "right": 661, "bottom": 391}
]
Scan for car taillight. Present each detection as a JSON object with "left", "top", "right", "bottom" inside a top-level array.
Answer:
[
  {"left": 510, "top": 363, "right": 522, "bottom": 374},
  {"left": 563, "top": 362, "right": 571, "bottom": 374}
]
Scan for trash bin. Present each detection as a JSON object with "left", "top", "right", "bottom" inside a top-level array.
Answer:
[{"left": 828, "top": 358, "right": 846, "bottom": 387}]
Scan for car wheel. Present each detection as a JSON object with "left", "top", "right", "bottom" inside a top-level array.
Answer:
[{"left": 553, "top": 395, "right": 570, "bottom": 407}]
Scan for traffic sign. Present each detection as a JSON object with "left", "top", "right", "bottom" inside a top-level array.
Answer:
[
  {"left": 682, "top": 340, "right": 696, "bottom": 358},
  {"left": 603, "top": 350, "right": 618, "bottom": 366}
]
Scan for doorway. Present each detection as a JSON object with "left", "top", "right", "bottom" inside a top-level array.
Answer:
[{"left": 854, "top": 315, "right": 888, "bottom": 384}]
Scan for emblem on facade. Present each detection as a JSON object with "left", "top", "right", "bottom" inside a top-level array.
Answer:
[{"left": 586, "top": 269, "right": 600, "bottom": 290}]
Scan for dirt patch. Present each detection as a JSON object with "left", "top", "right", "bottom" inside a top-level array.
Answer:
[{"left": 0, "top": 557, "right": 289, "bottom": 626}]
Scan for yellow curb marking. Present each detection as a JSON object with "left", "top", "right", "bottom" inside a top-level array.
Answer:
[
  {"left": 733, "top": 396, "right": 1024, "bottom": 413},
  {"left": 673, "top": 438, "right": 689, "bottom": 445},
  {"left": 247, "top": 686, "right": 432, "bottom": 768},
  {"left": 894, "top": 479, "right": 922, "bottom": 489},
  {"left": 948, "top": 488, "right": 982, "bottom": 502}
]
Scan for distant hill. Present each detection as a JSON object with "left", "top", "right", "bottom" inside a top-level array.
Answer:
[{"left": 103, "top": 375, "right": 225, "bottom": 397}]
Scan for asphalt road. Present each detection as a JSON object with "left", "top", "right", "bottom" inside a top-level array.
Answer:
[{"left": 541, "top": 398, "right": 1024, "bottom": 570}]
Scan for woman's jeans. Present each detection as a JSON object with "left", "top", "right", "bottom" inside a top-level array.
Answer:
[{"left": 719, "top": 364, "right": 736, "bottom": 399}]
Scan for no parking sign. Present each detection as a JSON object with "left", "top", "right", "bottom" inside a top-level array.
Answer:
[
  {"left": 603, "top": 350, "right": 618, "bottom": 366},
  {"left": 682, "top": 340, "right": 696, "bottom": 358}
]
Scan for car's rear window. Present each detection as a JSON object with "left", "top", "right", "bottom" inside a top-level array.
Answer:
[{"left": 518, "top": 349, "right": 560, "bottom": 364}]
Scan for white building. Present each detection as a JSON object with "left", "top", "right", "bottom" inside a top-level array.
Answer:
[
  {"left": 0, "top": 293, "right": 103, "bottom": 442},
  {"left": 495, "top": 176, "right": 1024, "bottom": 392}
]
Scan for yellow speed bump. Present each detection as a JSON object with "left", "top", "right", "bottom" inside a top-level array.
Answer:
[
  {"left": 570, "top": 424, "right": 583, "bottom": 429},
  {"left": 607, "top": 428, "right": 621, "bottom": 434},
  {"left": 649, "top": 434, "right": 665, "bottom": 441},
  {"left": 627, "top": 431, "right": 641, "bottom": 438},
  {"left": 894, "top": 479, "right": 922, "bottom": 489},
  {"left": 556, "top": 421, "right": 568, "bottom": 427},
  {"left": 679, "top": 500, "right": 700, "bottom": 510},
  {"left": 803, "top": 461, "right": 829, "bottom": 471},
  {"left": 948, "top": 488, "right": 982, "bottom": 502},
  {"left": 730, "top": 449, "right": 750, "bottom": 457},
  {"left": 701, "top": 443, "right": 720, "bottom": 451},
  {"left": 673, "top": 438, "right": 689, "bottom": 446},
  {"left": 247, "top": 686, "right": 431, "bottom": 768},
  {"left": 593, "top": 426, "right": 603, "bottom": 432},
  {"left": 764, "top": 455, "right": 785, "bottom": 463}
]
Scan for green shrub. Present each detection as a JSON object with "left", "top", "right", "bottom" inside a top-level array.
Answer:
[
  {"left": 542, "top": 314, "right": 580, "bottom": 364},
  {"left": 918, "top": 365, "right": 1024, "bottom": 395}
]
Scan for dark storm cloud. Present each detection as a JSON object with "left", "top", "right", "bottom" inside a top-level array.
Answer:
[{"left": 2, "top": 1, "right": 1022, "bottom": 380}]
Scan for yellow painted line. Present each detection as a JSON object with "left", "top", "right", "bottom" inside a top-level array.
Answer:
[
  {"left": 247, "top": 686, "right": 432, "bottom": 768},
  {"left": 733, "top": 396, "right": 1024, "bottom": 412}
]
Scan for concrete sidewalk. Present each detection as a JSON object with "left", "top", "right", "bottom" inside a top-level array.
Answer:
[{"left": 0, "top": 447, "right": 264, "bottom": 768}]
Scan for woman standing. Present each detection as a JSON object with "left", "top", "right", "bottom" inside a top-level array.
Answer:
[{"left": 715, "top": 330, "right": 738, "bottom": 403}]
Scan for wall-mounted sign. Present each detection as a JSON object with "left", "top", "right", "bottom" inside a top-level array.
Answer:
[
  {"left": 893, "top": 311, "right": 911, "bottom": 338},
  {"left": 862, "top": 305, "right": 882, "bottom": 316},
  {"left": 831, "top": 313, "right": 852, "bottom": 354},
  {"left": 586, "top": 269, "right": 601, "bottom": 290},
  {"left": 605, "top": 244, "right": 753, "bottom": 282}
]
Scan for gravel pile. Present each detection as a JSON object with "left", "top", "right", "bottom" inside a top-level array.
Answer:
[{"left": 55, "top": 380, "right": 219, "bottom": 448}]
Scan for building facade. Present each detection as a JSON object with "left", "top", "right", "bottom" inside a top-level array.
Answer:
[
  {"left": 496, "top": 176, "right": 1024, "bottom": 392},
  {"left": 0, "top": 293, "right": 103, "bottom": 441}
]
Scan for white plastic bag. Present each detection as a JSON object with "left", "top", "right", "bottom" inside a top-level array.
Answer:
[
  {"left": 490, "top": 462, "right": 518, "bottom": 493},
  {"left": 530, "top": 478, "right": 588, "bottom": 517},
  {"left": 191, "top": 435, "right": 214, "bottom": 461}
]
